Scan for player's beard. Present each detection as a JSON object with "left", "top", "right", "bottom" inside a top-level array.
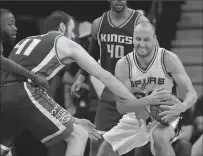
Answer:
[{"left": 1, "top": 32, "right": 15, "bottom": 46}]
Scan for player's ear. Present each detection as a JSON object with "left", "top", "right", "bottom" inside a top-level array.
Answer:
[
  {"left": 153, "top": 34, "right": 156, "bottom": 39},
  {"left": 59, "top": 22, "right": 66, "bottom": 34}
]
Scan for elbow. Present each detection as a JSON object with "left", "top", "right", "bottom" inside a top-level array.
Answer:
[{"left": 188, "top": 88, "right": 198, "bottom": 106}]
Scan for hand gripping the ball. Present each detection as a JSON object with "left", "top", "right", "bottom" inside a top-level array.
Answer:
[
  {"left": 149, "top": 92, "right": 182, "bottom": 125},
  {"left": 159, "top": 95, "right": 186, "bottom": 123}
]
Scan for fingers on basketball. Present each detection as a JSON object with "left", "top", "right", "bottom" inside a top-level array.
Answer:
[
  {"left": 150, "top": 105, "right": 171, "bottom": 125},
  {"left": 150, "top": 94, "right": 179, "bottom": 124}
]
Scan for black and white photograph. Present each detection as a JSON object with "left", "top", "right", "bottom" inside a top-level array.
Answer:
[{"left": 0, "top": 1, "right": 202, "bottom": 156}]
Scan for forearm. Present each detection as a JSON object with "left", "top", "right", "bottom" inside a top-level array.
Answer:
[
  {"left": 182, "top": 90, "right": 198, "bottom": 111},
  {"left": 78, "top": 69, "right": 88, "bottom": 82},
  {"left": 1, "top": 56, "right": 36, "bottom": 80},
  {"left": 116, "top": 96, "right": 150, "bottom": 114},
  {"left": 77, "top": 36, "right": 100, "bottom": 81},
  {"left": 100, "top": 71, "right": 135, "bottom": 100}
]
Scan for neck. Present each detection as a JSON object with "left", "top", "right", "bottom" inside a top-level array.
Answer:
[
  {"left": 110, "top": 7, "right": 130, "bottom": 19},
  {"left": 135, "top": 47, "right": 156, "bottom": 66}
]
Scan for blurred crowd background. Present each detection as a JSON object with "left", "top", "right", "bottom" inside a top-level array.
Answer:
[{"left": 1, "top": 1, "right": 202, "bottom": 156}]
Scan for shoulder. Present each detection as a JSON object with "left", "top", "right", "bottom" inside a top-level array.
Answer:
[
  {"left": 57, "top": 36, "right": 74, "bottom": 47},
  {"left": 92, "top": 16, "right": 103, "bottom": 27},
  {"left": 56, "top": 36, "right": 82, "bottom": 55},
  {"left": 91, "top": 16, "right": 103, "bottom": 39},
  {"left": 136, "top": 14, "right": 149, "bottom": 25},
  {"left": 116, "top": 56, "right": 128, "bottom": 67},
  {"left": 56, "top": 36, "right": 88, "bottom": 63},
  {"left": 163, "top": 50, "right": 182, "bottom": 72},
  {"left": 164, "top": 50, "right": 179, "bottom": 64}
]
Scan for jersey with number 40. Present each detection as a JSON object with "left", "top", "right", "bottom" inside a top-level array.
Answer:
[
  {"left": 97, "top": 10, "right": 140, "bottom": 74},
  {"left": 1, "top": 32, "right": 66, "bottom": 83}
]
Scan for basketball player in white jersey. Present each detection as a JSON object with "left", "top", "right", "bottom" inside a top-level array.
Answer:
[
  {"left": 97, "top": 22, "right": 197, "bottom": 156},
  {"left": 71, "top": 1, "right": 159, "bottom": 156}
]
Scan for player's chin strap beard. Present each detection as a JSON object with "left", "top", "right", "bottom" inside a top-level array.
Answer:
[
  {"left": 0, "top": 32, "right": 6, "bottom": 43},
  {"left": 1, "top": 33, "right": 14, "bottom": 46}
]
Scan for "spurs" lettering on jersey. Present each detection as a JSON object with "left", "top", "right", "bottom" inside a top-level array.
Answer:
[
  {"left": 100, "top": 34, "right": 133, "bottom": 44},
  {"left": 130, "top": 77, "right": 165, "bottom": 88}
]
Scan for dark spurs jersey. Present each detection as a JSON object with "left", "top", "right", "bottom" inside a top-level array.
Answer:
[
  {"left": 1, "top": 32, "right": 67, "bottom": 83},
  {"left": 97, "top": 10, "right": 141, "bottom": 74}
]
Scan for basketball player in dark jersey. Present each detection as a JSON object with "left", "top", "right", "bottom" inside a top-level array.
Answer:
[
  {"left": 0, "top": 8, "right": 49, "bottom": 90},
  {"left": 1, "top": 10, "right": 165, "bottom": 156},
  {"left": 71, "top": 0, "right": 159, "bottom": 155}
]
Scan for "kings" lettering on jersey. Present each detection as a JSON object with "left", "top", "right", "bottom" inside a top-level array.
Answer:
[{"left": 100, "top": 34, "right": 133, "bottom": 44}]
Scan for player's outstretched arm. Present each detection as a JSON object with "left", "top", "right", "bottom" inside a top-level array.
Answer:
[
  {"left": 114, "top": 57, "right": 143, "bottom": 113},
  {"left": 1, "top": 55, "right": 49, "bottom": 90},
  {"left": 163, "top": 51, "right": 198, "bottom": 111},
  {"left": 56, "top": 36, "right": 135, "bottom": 100}
]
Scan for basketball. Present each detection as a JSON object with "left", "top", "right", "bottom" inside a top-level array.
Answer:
[{"left": 150, "top": 94, "right": 180, "bottom": 125}]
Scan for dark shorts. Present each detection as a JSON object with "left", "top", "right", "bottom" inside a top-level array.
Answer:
[
  {"left": 94, "top": 88, "right": 122, "bottom": 131},
  {"left": 0, "top": 82, "right": 73, "bottom": 152}
]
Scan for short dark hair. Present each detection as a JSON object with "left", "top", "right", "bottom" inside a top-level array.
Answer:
[
  {"left": 44, "top": 10, "right": 72, "bottom": 32},
  {"left": 0, "top": 8, "right": 12, "bottom": 18}
]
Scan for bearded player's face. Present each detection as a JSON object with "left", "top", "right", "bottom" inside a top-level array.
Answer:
[
  {"left": 109, "top": 0, "right": 127, "bottom": 13},
  {"left": 0, "top": 13, "right": 17, "bottom": 45}
]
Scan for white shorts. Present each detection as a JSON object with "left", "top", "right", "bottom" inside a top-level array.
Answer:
[{"left": 103, "top": 113, "right": 181, "bottom": 156}]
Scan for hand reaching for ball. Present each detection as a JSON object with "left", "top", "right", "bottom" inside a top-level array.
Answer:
[{"left": 147, "top": 88, "right": 171, "bottom": 105}]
